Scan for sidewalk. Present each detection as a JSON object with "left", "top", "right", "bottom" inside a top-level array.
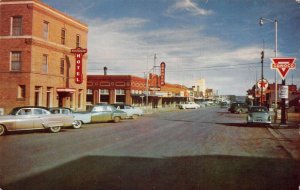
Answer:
[
  {"left": 141, "top": 106, "right": 179, "bottom": 115},
  {"left": 268, "top": 119, "right": 300, "bottom": 159}
]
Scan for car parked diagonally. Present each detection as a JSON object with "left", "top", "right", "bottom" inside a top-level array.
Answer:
[
  {"left": 247, "top": 106, "right": 271, "bottom": 126},
  {"left": 49, "top": 107, "right": 82, "bottom": 129},
  {"left": 111, "top": 104, "right": 143, "bottom": 119},
  {"left": 0, "top": 106, "right": 74, "bottom": 136},
  {"left": 71, "top": 104, "right": 127, "bottom": 125}
]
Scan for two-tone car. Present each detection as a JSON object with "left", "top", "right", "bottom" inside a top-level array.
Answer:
[
  {"left": 49, "top": 107, "right": 82, "bottom": 129},
  {"left": 111, "top": 104, "right": 143, "bottom": 119},
  {"left": 0, "top": 106, "right": 75, "bottom": 136},
  {"left": 247, "top": 106, "right": 271, "bottom": 126},
  {"left": 71, "top": 104, "right": 127, "bottom": 127}
]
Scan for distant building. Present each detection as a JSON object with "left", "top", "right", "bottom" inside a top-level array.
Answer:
[
  {"left": 0, "top": 0, "right": 88, "bottom": 114},
  {"left": 193, "top": 79, "right": 206, "bottom": 98},
  {"left": 87, "top": 74, "right": 189, "bottom": 108},
  {"left": 247, "top": 83, "right": 300, "bottom": 112}
]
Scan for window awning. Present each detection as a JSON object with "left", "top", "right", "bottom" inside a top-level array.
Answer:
[{"left": 56, "top": 88, "right": 76, "bottom": 93}]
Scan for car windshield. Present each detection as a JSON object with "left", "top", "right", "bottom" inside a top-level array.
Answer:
[
  {"left": 250, "top": 107, "right": 268, "bottom": 113},
  {"left": 9, "top": 107, "right": 21, "bottom": 115}
]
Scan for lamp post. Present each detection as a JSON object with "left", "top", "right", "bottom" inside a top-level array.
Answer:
[{"left": 259, "top": 17, "right": 278, "bottom": 120}]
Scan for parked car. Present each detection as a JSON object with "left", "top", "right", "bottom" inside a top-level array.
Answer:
[
  {"left": 0, "top": 106, "right": 74, "bottom": 136},
  {"left": 178, "top": 102, "right": 201, "bottom": 109},
  {"left": 247, "top": 106, "right": 271, "bottom": 125},
  {"left": 49, "top": 107, "right": 82, "bottom": 129},
  {"left": 72, "top": 104, "right": 127, "bottom": 126},
  {"left": 228, "top": 102, "right": 248, "bottom": 114},
  {"left": 111, "top": 104, "right": 143, "bottom": 119}
]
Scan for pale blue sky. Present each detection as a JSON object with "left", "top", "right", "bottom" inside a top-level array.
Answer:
[{"left": 43, "top": 0, "right": 300, "bottom": 95}]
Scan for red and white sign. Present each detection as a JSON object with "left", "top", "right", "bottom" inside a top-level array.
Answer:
[
  {"left": 71, "top": 47, "right": 87, "bottom": 84},
  {"left": 270, "top": 58, "right": 296, "bottom": 79},
  {"left": 160, "top": 62, "right": 166, "bottom": 86},
  {"left": 257, "top": 79, "right": 269, "bottom": 91}
]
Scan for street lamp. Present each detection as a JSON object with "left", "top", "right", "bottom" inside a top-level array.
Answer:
[{"left": 259, "top": 17, "right": 278, "bottom": 119}]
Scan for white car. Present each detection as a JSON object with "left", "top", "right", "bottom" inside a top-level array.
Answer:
[
  {"left": 111, "top": 104, "right": 143, "bottom": 119},
  {"left": 0, "top": 106, "right": 74, "bottom": 135},
  {"left": 178, "top": 102, "right": 200, "bottom": 109}
]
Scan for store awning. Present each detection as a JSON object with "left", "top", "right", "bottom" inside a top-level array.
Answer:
[{"left": 56, "top": 88, "right": 76, "bottom": 93}]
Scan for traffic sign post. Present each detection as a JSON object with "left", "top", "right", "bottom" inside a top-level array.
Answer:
[{"left": 271, "top": 58, "right": 296, "bottom": 125}]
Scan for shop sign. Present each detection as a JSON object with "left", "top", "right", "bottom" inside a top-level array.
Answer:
[
  {"left": 71, "top": 47, "right": 87, "bottom": 84},
  {"left": 279, "top": 85, "right": 288, "bottom": 99},
  {"left": 270, "top": 58, "right": 296, "bottom": 79},
  {"left": 257, "top": 79, "right": 268, "bottom": 91},
  {"left": 160, "top": 62, "right": 166, "bottom": 86}
]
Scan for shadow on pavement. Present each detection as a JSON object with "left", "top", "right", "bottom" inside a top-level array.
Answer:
[
  {"left": 217, "top": 122, "right": 270, "bottom": 128},
  {"left": 4, "top": 155, "right": 299, "bottom": 190}
]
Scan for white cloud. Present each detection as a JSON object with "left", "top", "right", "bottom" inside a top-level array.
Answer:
[
  {"left": 166, "top": 0, "right": 213, "bottom": 17},
  {"left": 86, "top": 17, "right": 276, "bottom": 95}
]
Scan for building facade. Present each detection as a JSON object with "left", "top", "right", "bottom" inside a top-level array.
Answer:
[
  {"left": 87, "top": 74, "right": 189, "bottom": 108},
  {"left": 0, "top": 0, "right": 88, "bottom": 114},
  {"left": 193, "top": 79, "right": 206, "bottom": 98},
  {"left": 247, "top": 83, "right": 300, "bottom": 112}
]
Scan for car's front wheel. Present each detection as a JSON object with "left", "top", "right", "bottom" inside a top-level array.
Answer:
[
  {"left": 49, "top": 126, "right": 61, "bottom": 133},
  {"left": 73, "top": 120, "right": 82, "bottom": 129},
  {"left": 113, "top": 116, "right": 121, "bottom": 123},
  {"left": 0, "top": 125, "right": 6, "bottom": 136},
  {"left": 132, "top": 114, "right": 138, "bottom": 119}
]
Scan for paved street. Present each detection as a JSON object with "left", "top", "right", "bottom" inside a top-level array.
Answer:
[{"left": 1, "top": 107, "right": 299, "bottom": 190}]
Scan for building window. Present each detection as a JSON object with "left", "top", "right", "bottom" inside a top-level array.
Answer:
[
  {"left": 61, "top": 28, "right": 66, "bottom": 45},
  {"left": 60, "top": 58, "right": 64, "bottom": 75},
  {"left": 76, "top": 34, "right": 80, "bottom": 47},
  {"left": 11, "top": 16, "right": 22, "bottom": 36},
  {"left": 99, "top": 89, "right": 109, "bottom": 103},
  {"left": 17, "top": 85, "right": 26, "bottom": 99},
  {"left": 42, "top": 54, "right": 48, "bottom": 73},
  {"left": 43, "top": 21, "right": 49, "bottom": 40},
  {"left": 87, "top": 89, "right": 93, "bottom": 95},
  {"left": 46, "top": 87, "right": 53, "bottom": 107},
  {"left": 11, "top": 51, "right": 22, "bottom": 71},
  {"left": 35, "top": 86, "right": 42, "bottom": 106},
  {"left": 116, "top": 89, "right": 125, "bottom": 103},
  {"left": 100, "top": 89, "right": 109, "bottom": 95},
  {"left": 116, "top": 89, "right": 125, "bottom": 95}
]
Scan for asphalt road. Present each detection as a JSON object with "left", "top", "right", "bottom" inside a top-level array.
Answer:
[{"left": 0, "top": 107, "right": 299, "bottom": 190}]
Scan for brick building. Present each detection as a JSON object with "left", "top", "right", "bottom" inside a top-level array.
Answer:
[
  {"left": 0, "top": 0, "right": 88, "bottom": 114},
  {"left": 87, "top": 74, "right": 189, "bottom": 108},
  {"left": 247, "top": 83, "right": 300, "bottom": 112}
]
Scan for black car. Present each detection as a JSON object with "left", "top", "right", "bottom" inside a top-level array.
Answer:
[{"left": 228, "top": 102, "right": 248, "bottom": 114}]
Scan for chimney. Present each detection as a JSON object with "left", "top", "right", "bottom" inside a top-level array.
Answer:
[{"left": 104, "top": 66, "right": 107, "bottom": 75}]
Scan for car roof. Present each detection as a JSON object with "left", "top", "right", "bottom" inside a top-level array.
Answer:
[{"left": 14, "top": 106, "right": 49, "bottom": 110}]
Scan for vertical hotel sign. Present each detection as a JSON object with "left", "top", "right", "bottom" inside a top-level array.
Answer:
[
  {"left": 160, "top": 62, "right": 166, "bottom": 86},
  {"left": 71, "top": 47, "right": 87, "bottom": 84}
]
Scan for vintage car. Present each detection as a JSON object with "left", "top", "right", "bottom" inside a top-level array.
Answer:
[
  {"left": 111, "top": 104, "right": 143, "bottom": 119},
  {"left": 49, "top": 107, "right": 82, "bottom": 129},
  {"left": 178, "top": 102, "right": 201, "bottom": 109},
  {"left": 228, "top": 102, "right": 248, "bottom": 114},
  {"left": 247, "top": 106, "right": 271, "bottom": 125},
  {"left": 72, "top": 104, "right": 127, "bottom": 127},
  {"left": 0, "top": 106, "right": 75, "bottom": 136}
]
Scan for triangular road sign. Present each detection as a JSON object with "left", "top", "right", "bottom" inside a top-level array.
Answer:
[{"left": 270, "top": 58, "right": 296, "bottom": 79}]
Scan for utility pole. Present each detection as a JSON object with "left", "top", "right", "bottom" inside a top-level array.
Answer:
[{"left": 260, "top": 50, "right": 264, "bottom": 106}]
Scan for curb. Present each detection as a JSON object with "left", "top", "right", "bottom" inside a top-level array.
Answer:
[
  {"left": 267, "top": 126, "right": 300, "bottom": 159},
  {"left": 270, "top": 123, "right": 300, "bottom": 129}
]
